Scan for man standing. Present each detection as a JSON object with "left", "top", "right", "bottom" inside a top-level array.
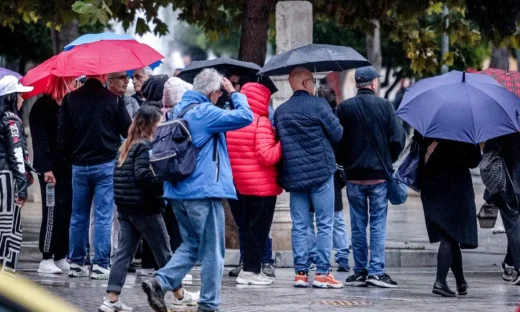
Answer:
[
  {"left": 131, "top": 67, "right": 153, "bottom": 106},
  {"left": 142, "top": 69, "right": 253, "bottom": 312},
  {"left": 275, "top": 67, "right": 343, "bottom": 289},
  {"left": 108, "top": 72, "right": 139, "bottom": 118},
  {"left": 58, "top": 75, "right": 132, "bottom": 280},
  {"left": 337, "top": 66, "right": 405, "bottom": 288}
]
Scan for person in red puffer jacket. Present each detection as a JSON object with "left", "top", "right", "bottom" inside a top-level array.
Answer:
[{"left": 227, "top": 82, "right": 282, "bottom": 286}]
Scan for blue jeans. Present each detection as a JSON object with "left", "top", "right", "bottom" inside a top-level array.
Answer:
[
  {"left": 290, "top": 175, "right": 334, "bottom": 275},
  {"left": 70, "top": 161, "right": 115, "bottom": 268},
  {"left": 347, "top": 182, "right": 388, "bottom": 276},
  {"left": 307, "top": 210, "right": 350, "bottom": 268},
  {"left": 155, "top": 199, "right": 225, "bottom": 311}
]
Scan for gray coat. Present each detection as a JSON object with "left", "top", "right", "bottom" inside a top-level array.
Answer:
[{"left": 123, "top": 95, "right": 140, "bottom": 118}]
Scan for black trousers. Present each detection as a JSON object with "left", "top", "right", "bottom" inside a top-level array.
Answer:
[
  {"left": 38, "top": 174, "right": 72, "bottom": 260},
  {"left": 500, "top": 206, "right": 520, "bottom": 271},
  {"left": 142, "top": 202, "right": 183, "bottom": 269},
  {"left": 242, "top": 195, "right": 277, "bottom": 274}
]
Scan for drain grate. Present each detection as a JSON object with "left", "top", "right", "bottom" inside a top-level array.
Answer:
[{"left": 317, "top": 300, "right": 372, "bottom": 307}]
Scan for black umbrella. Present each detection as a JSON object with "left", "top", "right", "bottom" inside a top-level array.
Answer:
[
  {"left": 258, "top": 44, "right": 371, "bottom": 76},
  {"left": 177, "top": 57, "right": 261, "bottom": 83}
]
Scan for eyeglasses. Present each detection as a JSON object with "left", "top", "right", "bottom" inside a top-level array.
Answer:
[
  {"left": 110, "top": 75, "right": 130, "bottom": 81},
  {"left": 210, "top": 90, "right": 223, "bottom": 98}
]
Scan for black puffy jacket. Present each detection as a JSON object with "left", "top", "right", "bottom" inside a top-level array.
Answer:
[
  {"left": 114, "top": 139, "right": 164, "bottom": 214},
  {"left": 0, "top": 111, "right": 29, "bottom": 199}
]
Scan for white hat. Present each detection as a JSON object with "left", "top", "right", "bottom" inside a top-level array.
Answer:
[
  {"left": 163, "top": 77, "right": 193, "bottom": 109},
  {"left": 0, "top": 75, "right": 34, "bottom": 97}
]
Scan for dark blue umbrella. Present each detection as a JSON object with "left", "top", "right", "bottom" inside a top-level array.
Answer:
[{"left": 397, "top": 70, "right": 520, "bottom": 144}]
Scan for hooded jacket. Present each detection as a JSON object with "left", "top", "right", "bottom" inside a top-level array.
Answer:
[
  {"left": 227, "top": 83, "right": 282, "bottom": 196},
  {"left": 163, "top": 90, "right": 253, "bottom": 200},
  {"left": 141, "top": 74, "right": 169, "bottom": 110}
]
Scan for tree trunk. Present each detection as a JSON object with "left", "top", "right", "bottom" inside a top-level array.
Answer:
[
  {"left": 366, "top": 20, "right": 382, "bottom": 72},
  {"left": 238, "top": 0, "right": 277, "bottom": 66},
  {"left": 489, "top": 47, "right": 510, "bottom": 70},
  {"left": 50, "top": 20, "right": 79, "bottom": 55}
]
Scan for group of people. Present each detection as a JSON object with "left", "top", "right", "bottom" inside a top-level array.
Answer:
[{"left": 0, "top": 58, "right": 518, "bottom": 312}]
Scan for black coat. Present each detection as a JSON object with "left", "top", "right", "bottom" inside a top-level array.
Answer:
[
  {"left": 29, "top": 95, "right": 71, "bottom": 178},
  {"left": 114, "top": 140, "right": 164, "bottom": 214},
  {"left": 57, "top": 79, "right": 132, "bottom": 166},
  {"left": 418, "top": 135, "right": 481, "bottom": 249},
  {"left": 336, "top": 89, "right": 405, "bottom": 181}
]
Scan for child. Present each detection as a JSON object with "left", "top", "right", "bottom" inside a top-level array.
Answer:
[{"left": 99, "top": 106, "right": 198, "bottom": 312}]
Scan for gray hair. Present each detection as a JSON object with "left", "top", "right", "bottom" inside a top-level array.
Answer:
[
  {"left": 134, "top": 66, "right": 153, "bottom": 78},
  {"left": 356, "top": 81, "right": 372, "bottom": 89},
  {"left": 193, "top": 68, "right": 222, "bottom": 97}
]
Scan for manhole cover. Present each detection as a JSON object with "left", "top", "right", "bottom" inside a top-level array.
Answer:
[{"left": 317, "top": 300, "right": 373, "bottom": 307}]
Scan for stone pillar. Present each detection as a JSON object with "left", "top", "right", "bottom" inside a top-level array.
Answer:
[{"left": 271, "top": 1, "right": 313, "bottom": 250}]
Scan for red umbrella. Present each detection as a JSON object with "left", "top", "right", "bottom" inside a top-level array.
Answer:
[
  {"left": 21, "top": 40, "right": 163, "bottom": 98},
  {"left": 478, "top": 68, "right": 520, "bottom": 97}
]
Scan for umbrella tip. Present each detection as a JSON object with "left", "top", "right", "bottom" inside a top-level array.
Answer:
[{"left": 462, "top": 71, "right": 466, "bottom": 82}]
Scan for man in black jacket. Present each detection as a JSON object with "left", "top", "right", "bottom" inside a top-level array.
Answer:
[
  {"left": 337, "top": 66, "right": 405, "bottom": 289},
  {"left": 58, "top": 75, "right": 131, "bottom": 280}
]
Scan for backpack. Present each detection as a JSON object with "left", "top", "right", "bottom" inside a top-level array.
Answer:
[{"left": 150, "top": 104, "right": 215, "bottom": 183}]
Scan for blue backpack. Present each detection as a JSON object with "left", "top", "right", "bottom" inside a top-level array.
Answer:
[{"left": 150, "top": 104, "right": 217, "bottom": 183}]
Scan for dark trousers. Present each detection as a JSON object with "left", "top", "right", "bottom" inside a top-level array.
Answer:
[
  {"left": 500, "top": 206, "right": 520, "bottom": 271},
  {"left": 107, "top": 211, "right": 172, "bottom": 294},
  {"left": 38, "top": 174, "right": 72, "bottom": 260},
  {"left": 228, "top": 193, "right": 274, "bottom": 265},
  {"left": 142, "top": 204, "right": 183, "bottom": 269},
  {"left": 241, "top": 195, "right": 277, "bottom": 274}
]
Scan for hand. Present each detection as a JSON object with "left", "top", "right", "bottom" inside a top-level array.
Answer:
[
  {"left": 44, "top": 171, "right": 56, "bottom": 187},
  {"left": 221, "top": 77, "right": 235, "bottom": 94},
  {"left": 16, "top": 197, "right": 26, "bottom": 208}
]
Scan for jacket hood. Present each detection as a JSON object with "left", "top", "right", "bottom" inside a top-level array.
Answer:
[
  {"left": 241, "top": 83, "right": 271, "bottom": 117},
  {"left": 142, "top": 75, "right": 169, "bottom": 102}
]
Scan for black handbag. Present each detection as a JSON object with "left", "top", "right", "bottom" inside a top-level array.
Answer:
[{"left": 477, "top": 203, "right": 499, "bottom": 229}]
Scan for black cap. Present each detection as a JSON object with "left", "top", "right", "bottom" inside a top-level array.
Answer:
[{"left": 355, "top": 66, "right": 382, "bottom": 84}]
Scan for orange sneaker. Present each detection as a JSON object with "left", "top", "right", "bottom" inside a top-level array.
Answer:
[
  {"left": 294, "top": 272, "right": 309, "bottom": 288},
  {"left": 313, "top": 273, "right": 344, "bottom": 289}
]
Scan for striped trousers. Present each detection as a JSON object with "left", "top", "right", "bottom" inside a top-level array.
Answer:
[{"left": 0, "top": 170, "right": 22, "bottom": 274}]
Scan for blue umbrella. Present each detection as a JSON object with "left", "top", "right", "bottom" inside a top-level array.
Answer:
[
  {"left": 64, "top": 32, "right": 162, "bottom": 71},
  {"left": 397, "top": 70, "right": 520, "bottom": 144},
  {"left": 0, "top": 67, "right": 21, "bottom": 80}
]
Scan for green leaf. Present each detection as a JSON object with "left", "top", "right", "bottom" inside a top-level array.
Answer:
[{"left": 427, "top": 2, "right": 443, "bottom": 15}]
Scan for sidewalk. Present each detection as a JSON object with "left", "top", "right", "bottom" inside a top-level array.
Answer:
[{"left": 19, "top": 182, "right": 508, "bottom": 268}]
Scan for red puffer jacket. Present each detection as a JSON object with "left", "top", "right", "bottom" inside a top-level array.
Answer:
[{"left": 226, "top": 83, "right": 283, "bottom": 196}]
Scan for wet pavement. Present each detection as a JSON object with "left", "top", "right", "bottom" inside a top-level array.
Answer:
[{"left": 18, "top": 265, "right": 520, "bottom": 312}]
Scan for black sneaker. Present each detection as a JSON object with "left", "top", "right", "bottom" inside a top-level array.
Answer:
[
  {"left": 229, "top": 261, "right": 243, "bottom": 277},
  {"left": 366, "top": 274, "right": 398, "bottom": 288},
  {"left": 344, "top": 272, "right": 368, "bottom": 287},
  {"left": 512, "top": 271, "right": 520, "bottom": 286},
  {"left": 502, "top": 262, "right": 514, "bottom": 282},
  {"left": 337, "top": 265, "right": 351, "bottom": 273},
  {"left": 142, "top": 278, "right": 167, "bottom": 312}
]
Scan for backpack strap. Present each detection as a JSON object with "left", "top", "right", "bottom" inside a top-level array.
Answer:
[{"left": 178, "top": 104, "right": 200, "bottom": 118}]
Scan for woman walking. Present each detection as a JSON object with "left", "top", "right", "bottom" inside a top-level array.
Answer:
[
  {"left": 417, "top": 133, "right": 481, "bottom": 297},
  {"left": 0, "top": 75, "right": 33, "bottom": 275},
  {"left": 99, "top": 106, "right": 198, "bottom": 312},
  {"left": 30, "top": 76, "right": 76, "bottom": 274},
  {"left": 227, "top": 82, "right": 282, "bottom": 285}
]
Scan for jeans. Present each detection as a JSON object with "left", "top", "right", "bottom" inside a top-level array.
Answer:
[
  {"left": 290, "top": 175, "right": 334, "bottom": 274},
  {"left": 500, "top": 206, "right": 520, "bottom": 271},
  {"left": 70, "top": 161, "right": 115, "bottom": 268},
  {"left": 107, "top": 212, "right": 171, "bottom": 294},
  {"left": 242, "top": 196, "right": 277, "bottom": 273},
  {"left": 347, "top": 182, "right": 388, "bottom": 276},
  {"left": 307, "top": 210, "right": 350, "bottom": 268},
  {"left": 228, "top": 192, "right": 274, "bottom": 264},
  {"left": 155, "top": 199, "right": 225, "bottom": 311}
]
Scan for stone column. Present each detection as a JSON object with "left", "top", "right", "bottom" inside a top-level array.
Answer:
[{"left": 271, "top": 1, "right": 313, "bottom": 250}]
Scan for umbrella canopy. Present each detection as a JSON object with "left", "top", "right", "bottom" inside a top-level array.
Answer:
[
  {"left": 177, "top": 57, "right": 261, "bottom": 83},
  {"left": 258, "top": 44, "right": 370, "bottom": 76},
  {"left": 21, "top": 40, "right": 163, "bottom": 98},
  {"left": 64, "top": 32, "right": 135, "bottom": 51},
  {"left": 397, "top": 70, "right": 520, "bottom": 144},
  {"left": 478, "top": 68, "right": 520, "bottom": 97},
  {"left": 0, "top": 67, "right": 21, "bottom": 80}
]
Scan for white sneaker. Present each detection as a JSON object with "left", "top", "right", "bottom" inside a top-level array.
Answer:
[
  {"left": 91, "top": 264, "right": 110, "bottom": 280},
  {"left": 171, "top": 290, "right": 199, "bottom": 311},
  {"left": 54, "top": 258, "right": 70, "bottom": 273},
  {"left": 38, "top": 259, "right": 63, "bottom": 274},
  {"left": 140, "top": 268, "right": 154, "bottom": 277},
  {"left": 236, "top": 271, "right": 274, "bottom": 285},
  {"left": 183, "top": 274, "right": 193, "bottom": 282},
  {"left": 69, "top": 263, "right": 89, "bottom": 277},
  {"left": 98, "top": 298, "right": 133, "bottom": 312}
]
